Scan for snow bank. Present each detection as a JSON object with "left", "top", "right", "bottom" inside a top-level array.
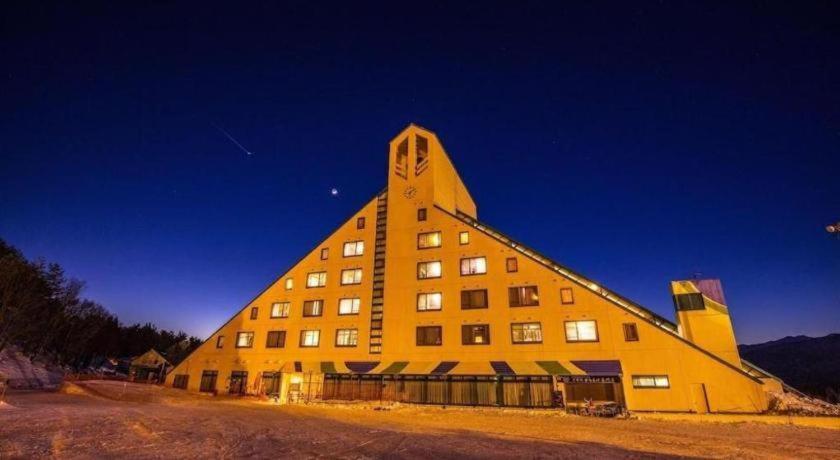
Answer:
[{"left": 768, "top": 391, "right": 840, "bottom": 416}]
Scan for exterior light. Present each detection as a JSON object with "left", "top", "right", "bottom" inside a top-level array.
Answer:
[
  {"left": 290, "top": 375, "right": 303, "bottom": 384},
  {"left": 827, "top": 224, "right": 838, "bottom": 234}
]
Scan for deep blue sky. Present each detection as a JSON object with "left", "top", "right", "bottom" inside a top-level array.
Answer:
[{"left": 2, "top": 2, "right": 838, "bottom": 344}]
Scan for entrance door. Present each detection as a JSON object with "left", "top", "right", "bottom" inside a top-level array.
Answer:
[
  {"left": 262, "top": 372, "right": 281, "bottom": 395},
  {"left": 229, "top": 371, "right": 248, "bottom": 395},
  {"left": 690, "top": 383, "right": 710, "bottom": 413}
]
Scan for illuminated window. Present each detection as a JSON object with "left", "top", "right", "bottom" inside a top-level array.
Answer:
[
  {"left": 461, "top": 289, "right": 488, "bottom": 309},
  {"left": 320, "top": 248, "right": 329, "bottom": 260},
  {"left": 303, "top": 300, "right": 323, "bottom": 317},
  {"left": 285, "top": 278, "right": 293, "bottom": 290},
  {"left": 338, "top": 298, "right": 361, "bottom": 315},
  {"left": 216, "top": 335, "right": 225, "bottom": 348},
  {"left": 417, "top": 292, "right": 442, "bottom": 311},
  {"left": 356, "top": 217, "right": 365, "bottom": 229},
  {"left": 265, "top": 331, "right": 286, "bottom": 348},
  {"left": 299, "top": 330, "right": 320, "bottom": 347},
  {"left": 509, "top": 286, "right": 539, "bottom": 307},
  {"left": 270, "top": 302, "right": 290, "bottom": 318},
  {"left": 461, "top": 324, "right": 490, "bottom": 345},
  {"left": 416, "top": 326, "right": 442, "bottom": 346},
  {"left": 417, "top": 231, "right": 442, "bottom": 249},
  {"left": 506, "top": 257, "right": 518, "bottom": 273},
  {"left": 623, "top": 323, "right": 639, "bottom": 342},
  {"left": 632, "top": 375, "right": 670, "bottom": 389},
  {"left": 340, "top": 268, "right": 363, "bottom": 285},
  {"left": 335, "top": 329, "right": 358, "bottom": 347},
  {"left": 235, "top": 331, "right": 254, "bottom": 348},
  {"left": 560, "top": 287, "right": 575, "bottom": 305},
  {"left": 418, "top": 208, "right": 427, "bottom": 221},
  {"left": 511, "top": 323, "right": 542, "bottom": 344},
  {"left": 565, "top": 320, "right": 599, "bottom": 342},
  {"left": 306, "top": 271, "right": 327, "bottom": 288},
  {"left": 249, "top": 307, "right": 259, "bottom": 320},
  {"left": 459, "top": 231, "right": 469, "bottom": 245},
  {"left": 343, "top": 240, "right": 364, "bottom": 257},
  {"left": 460, "top": 257, "right": 487, "bottom": 275},
  {"left": 417, "top": 261, "right": 442, "bottom": 279}
]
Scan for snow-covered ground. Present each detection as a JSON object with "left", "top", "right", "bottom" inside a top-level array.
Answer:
[{"left": 1, "top": 380, "right": 838, "bottom": 458}]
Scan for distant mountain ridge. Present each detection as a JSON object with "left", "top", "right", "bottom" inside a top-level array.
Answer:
[{"left": 739, "top": 334, "right": 840, "bottom": 403}]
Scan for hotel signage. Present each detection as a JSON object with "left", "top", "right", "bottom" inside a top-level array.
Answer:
[{"left": 557, "top": 376, "right": 620, "bottom": 384}]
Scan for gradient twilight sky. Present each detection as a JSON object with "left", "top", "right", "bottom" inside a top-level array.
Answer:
[{"left": 2, "top": 2, "right": 838, "bottom": 344}]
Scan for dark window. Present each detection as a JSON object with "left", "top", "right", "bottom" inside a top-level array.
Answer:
[
  {"left": 266, "top": 331, "right": 286, "bottom": 348},
  {"left": 416, "top": 326, "right": 442, "bottom": 346},
  {"left": 461, "top": 289, "right": 488, "bottom": 309},
  {"left": 509, "top": 286, "right": 539, "bottom": 307},
  {"left": 199, "top": 370, "right": 218, "bottom": 393},
  {"left": 172, "top": 374, "right": 189, "bottom": 389},
  {"left": 216, "top": 335, "right": 224, "bottom": 348},
  {"left": 415, "top": 135, "right": 429, "bottom": 175},
  {"left": 623, "top": 323, "right": 639, "bottom": 342},
  {"left": 461, "top": 324, "right": 490, "bottom": 345},
  {"left": 506, "top": 257, "right": 518, "bottom": 273},
  {"left": 250, "top": 307, "right": 258, "bottom": 320},
  {"left": 303, "top": 300, "right": 324, "bottom": 317},
  {"left": 320, "top": 248, "right": 329, "bottom": 260},
  {"left": 418, "top": 208, "right": 427, "bottom": 221},
  {"left": 560, "top": 287, "right": 575, "bottom": 305},
  {"left": 674, "top": 293, "right": 705, "bottom": 311},
  {"left": 357, "top": 217, "right": 366, "bottom": 229}
]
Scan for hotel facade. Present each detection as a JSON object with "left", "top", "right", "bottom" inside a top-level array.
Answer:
[{"left": 166, "top": 125, "right": 784, "bottom": 413}]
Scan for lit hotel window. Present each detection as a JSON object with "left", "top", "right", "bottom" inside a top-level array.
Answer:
[
  {"left": 335, "top": 329, "right": 358, "bottom": 347},
  {"left": 565, "top": 320, "right": 599, "bottom": 342},
  {"left": 417, "top": 292, "right": 442, "bottom": 311},
  {"left": 299, "top": 330, "right": 320, "bottom": 347},
  {"left": 632, "top": 375, "right": 670, "bottom": 389},
  {"left": 216, "top": 335, "right": 225, "bottom": 348},
  {"left": 306, "top": 271, "right": 327, "bottom": 288},
  {"left": 511, "top": 323, "right": 542, "bottom": 344},
  {"left": 560, "top": 287, "right": 575, "bottom": 305},
  {"left": 459, "top": 231, "right": 470, "bottom": 245},
  {"left": 285, "top": 278, "right": 293, "bottom": 290},
  {"left": 460, "top": 257, "right": 487, "bottom": 275},
  {"left": 303, "top": 300, "right": 324, "bottom": 317},
  {"left": 340, "top": 268, "right": 363, "bottom": 285},
  {"left": 417, "top": 231, "right": 442, "bottom": 249},
  {"left": 338, "top": 298, "right": 361, "bottom": 315},
  {"left": 506, "top": 257, "right": 518, "bottom": 273},
  {"left": 235, "top": 331, "right": 254, "bottom": 348},
  {"left": 271, "top": 302, "right": 290, "bottom": 318},
  {"left": 417, "top": 261, "right": 442, "bottom": 279},
  {"left": 343, "top": 241, "right": 364, "bottom": 257}
]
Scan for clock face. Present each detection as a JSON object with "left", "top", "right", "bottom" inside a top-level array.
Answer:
[{"left": 403, "top": 186, "right": 417, "bottom": 199}]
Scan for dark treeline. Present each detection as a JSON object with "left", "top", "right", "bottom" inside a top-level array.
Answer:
[{"left": 0, "top": 239, "right": 201, "bottom": 369}]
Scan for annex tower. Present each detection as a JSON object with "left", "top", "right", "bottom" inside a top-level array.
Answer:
[{"left": 167, "top": 124, "right": 782, "bottom": 413}]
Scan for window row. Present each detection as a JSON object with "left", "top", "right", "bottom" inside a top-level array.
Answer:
[
  {"left": 250, "top": 298, "right": 362, "bottom": 320},
  {"left": 301, "top": 268, "right": 363, "bottom": 288},
  {"left": 414, "top": 286, "right": 576, "bottom": 310},
  {"left": 415, "top": 320, "right": 623, "bottom": 345},
  {"left": 415, "top": 256, "right": 533, "bottom": 278},
  {"left": 221, "top": 328, "right": 360, "bottom": 349},
  {"left": 415, "top": 230, "right": 473, "bottom": 248}
]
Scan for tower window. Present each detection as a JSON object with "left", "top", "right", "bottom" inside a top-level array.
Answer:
[
  {"left": 395, "top": 138, "right": 408, "bottom": 178},
  {"left": 674, "top": 293, "right": 705, "bottom": 311},
  {"left": 415, "top": 135, "right": 429, "bottom": 175}
]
